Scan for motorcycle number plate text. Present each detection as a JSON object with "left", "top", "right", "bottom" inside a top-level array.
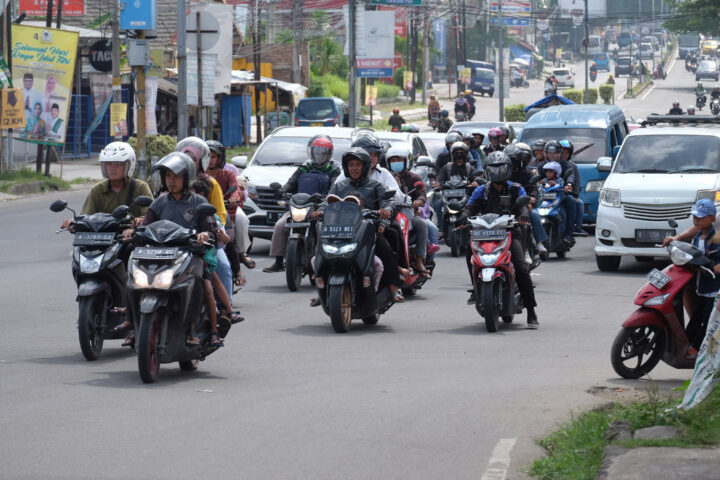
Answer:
[
  {"left": 472, "top": 229, "right": 506, "bottom": 241},
  {"left": 266, "top": 211, "right": 283, "bottom": 224},
  {"left": 645, "top": 268, "right": 671, "bottom": 290},
  {"left": 133, "top": 247, "right": 179, "bottom": 260},
  {"left": 321, "top": 225, "right": 354, "bottom": 239},
  {"left": 73, "top": 231, "right": 115, "bottom": 246},
  {"left": 443, "top": 189, "right": 465, "bottom": 197}
]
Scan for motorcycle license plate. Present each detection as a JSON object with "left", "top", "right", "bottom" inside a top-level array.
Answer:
[
  {"left": 635, "top": 229, "right": 675, "bottom": 243},
  {"left": 321, "top": 224, "right": 354, "bottom": 239},
  {"left": 645, "top": 268, "right": 670, "bottom": 290},
  {"left": 443, "top": 188, "right": 465, "bottom": 198},
  {"left": 133, "top": 247, "right": 179, "bottom": 260},
  {"left": 73, "top": 231, "right": 115, "bottom": 246},
  {"left": 472, "top": 229, "right": 506, "bottom": 241},
  {"left": 543, "top": 192, "right": 557, "bottom": 201},
  {"left": 266, "top": 211, "right": 283, "bottom": 224}
]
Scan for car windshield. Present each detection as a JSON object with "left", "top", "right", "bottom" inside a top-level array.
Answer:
[
  {"left": 475, "top": 69, "right": 494, "bottom": 80},
  {"left": 520, "top": 127, "right": 607, "bottom": 164},
  {"left": 700, "top": 61, "right": 715, "bottom": 69},
  {"left": 297, "top": 99, "right": 335, "bottom": 120},
  {"left": 419, "top": 137, "right": 447, "bottom": 159},
  {"left": 618, "top": 58, "right": 631, "bottom": 65},
  {"left": 614, "top": 135, "right": 720, "bottom": 174},
  {"left": 679, "top": 34, "right": 699, "bottom": 47},
  {"left": 252, "top": 136, "right": 352, "bottom": 166}
]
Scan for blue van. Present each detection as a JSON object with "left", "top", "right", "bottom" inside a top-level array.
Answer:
[
  {"left": 467, "top": 60, "right": 495, "bottom": 97},
  {"left": 518, "top": 104, "right": 629, "bottom": 223},
  {"left": 294, "top": 97, "right": 349, "bottom": 127}
]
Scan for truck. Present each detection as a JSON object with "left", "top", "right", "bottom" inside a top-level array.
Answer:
[{"left": 467, "top": 60, "right": 496, "bottom": 97}]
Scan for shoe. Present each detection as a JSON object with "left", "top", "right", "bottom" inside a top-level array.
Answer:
[
  {"left": 537, "top": 243, "right": 548, "bottom": 255},
  {"left": 572, "top": 228, "right": 590, "bottom": 237},
  {"left": 217, "top": 316, "right": 232, "bottom": 339},
  {"left": 527, "top": 309, "right": 539, "bottom": 329},
  {"left": 391, "top": 290, "right": 405, "bottom": 303},
  {"left": 263, "top": 263, "right": 285, "bottom": 273},
  {"left": 427, "top": 244, "right": 441, "bottom": 256},
  {"left": 467, "top": 291, "right": 476, "bottom": 304},
  {"left": 525, "top": 251, "right": 533, "bottom": 265}
]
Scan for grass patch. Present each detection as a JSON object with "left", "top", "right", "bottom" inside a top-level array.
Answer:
[
  {"left": 528, "top": 383, "right": 720, "bottom": 480},
  {"left": 0, "top": 168, "right": 69, "bottom": 193},
  {"left": 69, "top": 177, "right": 96, "bottom": 184}
]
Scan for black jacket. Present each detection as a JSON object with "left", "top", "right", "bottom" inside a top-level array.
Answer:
[
  {"left": 326, "top": 176, "right": 394, "bottom": 212},
  {"left": 435, "top": 151, "right": 451, "bottom": 170},
  {"left": 510, "top": 168, "right": 538, "bottom": 200},
  {"left": 459, "top": 181, "right": 529, "bottom": 224}
]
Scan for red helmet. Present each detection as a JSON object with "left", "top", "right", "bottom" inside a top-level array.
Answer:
[
  {"left": 392, "top": 108, "right": 400, "bottom": 114},
  {"left": 309, "top": 137, "right": 334, "bottom": 167}
]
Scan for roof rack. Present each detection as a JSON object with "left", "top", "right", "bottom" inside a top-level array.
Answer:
[{"left": 642, "top": 114, "right": 720, "bottom": 126}]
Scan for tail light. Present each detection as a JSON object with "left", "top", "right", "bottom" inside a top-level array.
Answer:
[
  {"left": 294, "top": 117, "right": 299, "bottom": 126},
  {"left": 333, "top": 115, "right": 339, "bottom": 125}
]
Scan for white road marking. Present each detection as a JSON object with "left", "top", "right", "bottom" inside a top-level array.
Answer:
[{"left": 480, "top": 437, "right": 517, "bottom": 480}]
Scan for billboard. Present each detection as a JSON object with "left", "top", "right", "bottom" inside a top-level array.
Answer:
[{"left": 18, "top": 0, "right": 85, "bottom": 16}]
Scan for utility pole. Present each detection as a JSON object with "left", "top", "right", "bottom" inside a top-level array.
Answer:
[
  {"left": 112, "top": 0, "right": 122, "bottom": 140},
  {"left": 348, "top": 0, "right": 356, "bottom": 127},
  {"left": 583, "top": 0, "right": 589, "bottom": 103},
  {"left": 37, "top": 0, "right": 53, "bottom": 175},
  {"left": 177, "top": 0, "right": 187, "bottom": 141},
  {"left": 292, "top": 0, "right": 303, "bottom": 84},
  {"left": 498, "top": 0, "right": 504, "bottom": 121},
  {"left": 421, "top": 11, "right": 430, "bottom": 105},
  {"left": 252, "top": 0, "right": 262, "bottom": 143},
  {"left": 196, "top": 11, "right": 203, "bottom": 139},
  {"left": 136, "top": 30, "right": 147, "bottom": 179},
  {"left": 410, "top": 7, "right": 418, "bottom": 105}
]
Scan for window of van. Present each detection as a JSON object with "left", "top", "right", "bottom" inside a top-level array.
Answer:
[
  {"left": 297, "top": 99, "right": 336, "bottom": 120},
  {"left": 475, "top": 69, "right": 494, "bottom": 80},
  {"left": 521, "top": 128, "right": 607, "bottom": 163},
  {"left": 614, "top": 135, "right": 720, "bottom": 173}
]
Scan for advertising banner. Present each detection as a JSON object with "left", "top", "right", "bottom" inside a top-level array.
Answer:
[
  {"left": 490, "top": 1, "right": 531, "bottom": 26},
  {"left": 89, "top": 73, "right": 112, "bottom": 116},
  {"left": 365, "top": 85, "right": 377, "bottom": 107},
  {"left": 133, "top": 76, "right": 158, "bottom": 135},
  {"left": 0, "top": 89, "right": 27, "bottom": 130},
  {"left": 110, "top": 103, "right": 128, "bottom": 137},
  {"left": 353, "top": 10, "right": 395, "bottom": 78},
  {"left": 147, "top": 49, "right": 164, "bottom": 78},
  {"left": 186, "top": 53, "right": 217, "bottom": 106},
  {"left": 11, "top": 25, "right": 78, "bottom": 146},
  {"left": 680, "top": 299, "right": 720, "bottom": 409},
  {"left": 433, "top": 18, "right": 446, "bottom": 68},
  {"left": 18, "top": 0, "right": 85, "bottom": 16}
]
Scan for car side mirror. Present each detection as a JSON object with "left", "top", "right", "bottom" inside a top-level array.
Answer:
[
  {"left": 231, "top": 155, "right": 248, "bottom": 169},
  {"left": 134, "top": 195, "right": 153, "bottom": 208},
  {"left": 597, "top": 156, "right": 613, "bottom": 172},
  {"left": 50, "top": 199, "right": 67, "bottom": 212},
  {"left": 111, "top": 205, "right": 130, "bottom": 219}
]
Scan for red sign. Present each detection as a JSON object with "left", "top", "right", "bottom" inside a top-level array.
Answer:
[
  {"left": 357, "top": 58, "right": 394, "bottom": 69},
  {"left": 19, "top": 0, "right": 85, "bottom": 16},
  {"left": 393, "top": 52, "right": 403, "bottom": 69}
]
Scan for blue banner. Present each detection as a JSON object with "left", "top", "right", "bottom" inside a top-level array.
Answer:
[
  {"left": 83, "top": 95, "right": 112, "bottom": 146},
  {"left": 357, "top": 68, "right": 394, "bottom": 78},
  {"left": 433, "top": 18, "right": 446, "bottom": 67}
]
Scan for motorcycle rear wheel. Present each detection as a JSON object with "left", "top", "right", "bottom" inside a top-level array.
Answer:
[
  {"left": 329, "top": 284, "right": 352, "bottom": 333},
  {"left": 611, "top": 326, "right": 665, "bottom": 379},
  {"left": 137, "top": 312, "right": 162, "bottom": 383},
  {"left": 481, "top": 282, "right": 500, "bottom": 333},
  {"left": 78, "top": 294, "right": 105, "bottom": 361},
  {"left": 285, "top": 238, "right": 304, "bottom": 292}
]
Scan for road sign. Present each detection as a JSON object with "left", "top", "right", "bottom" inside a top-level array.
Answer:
[
  {"left": 186, "top": 11, "right": 220, "bottom": 51},
  {"left": 491, "top": 17, "right": 530, "bottom": 27},
  {"left": 0, "top": 88, "right": 26, "bottom": 130}
]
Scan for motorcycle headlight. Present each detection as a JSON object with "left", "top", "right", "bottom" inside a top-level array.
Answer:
[
  {"left": 338, "top": 242, "right": 358, "bottom": 254},
  {"left": 480, "top": 253, "right": 500, "bottom": 266},
  {"left": 670, "top": 246, "right": 693, "bottom": 265},
  {"left": 643, "top": 293, "right": 670, "bottom": 306},
  {"left": 80, "top": 252, "right": 103, "bottom": 273},
  {"left": 132, "top": 268, "right": 149, "bottom": 288},
  {"left": 585, "top": 180, "right": 605, "bottom": 193},
  {"left": 322, "top": 243, "right": 339, "bottom": 254},
  {"left": 538, "top": 207, "right": 551, "bottom": 216},
  {"left": 151, "top": 269, "right": 174, "bottom": 289},
  {"left": 291, "top": 207, "right": 309, "bottom": 222},
  {"left": 599, "top": 188, "right": 621, "bottom": 208},
  {"left": 322, "top": 242, "right": 357, "bottom": 255}
]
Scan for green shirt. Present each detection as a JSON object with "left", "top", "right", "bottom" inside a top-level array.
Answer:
[{"left": 81, "top": 178, "right": 153, "bottom": 218}]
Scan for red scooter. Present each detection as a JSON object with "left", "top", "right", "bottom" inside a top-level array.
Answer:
[
  {"left": 611, "top": 233, "right": 715, "bottom": 379},
  {"left": 395, "top": 182, "right": 434, "bottom": 296}
]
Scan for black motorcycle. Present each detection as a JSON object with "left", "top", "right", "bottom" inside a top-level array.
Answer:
[
  {"left": 284, "top": 192, "right": 323, "bottom": 291},
  {"left": 50, "top": 199, "right": 135, "bottom": 361},
  {"left": 697, "top": 93, "right": 707, "bottom": 110},
  {"left": 127, "top": 199, "right": 225, "bottom": 383},
  {"left": 315, "top": 194, "right": 396, "bottom": 333},
  {"left": 711, "top": 97, "right": 720, "bottom": 115},
  {"left": 437, "top": 178, "right": 472, "bottom": 257}
]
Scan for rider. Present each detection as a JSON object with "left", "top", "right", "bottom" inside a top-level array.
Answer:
[
  {"left": 482, "top": 128, "right": 505, "bottom": 157},
  {"left": 437, "top": 109, "right": 453, "bottom": 133},
  {"left": 560, "top": 139, "right": 588, "bottom": 237},
  {"left": 324, "top": 147, "right": 405, "bottom": 302},
  {"left": 544, "top": 74, "right": 557, "bottom": 93},
  {"left": 687, "top": 105, "right": 696, "bottom": 115},
  {"left": 435, "top": 131, "right": 463, "bottom": 170},
  {"left": 506, "top": 143, "right": 548, "bottom": 256},
  {"left": 462, "top": 132, "right": 482, "bottom": 166},
  {"left": 428, "top": 95, "right": 441, "bottom": 121},
  {"left": 696, "top": 82, "right": 706, "bottom": 98},
  {"left": 264, "top": 135, "right": 341, "bottom": 273},
  {"left": 388, "top": 108, "right": 405, "bottom": 131},
  {"left": 432, "top": 141, "right": 481, "bottom": 236},
  {"left": 530, "top": 139, "right": 546, "bottom": 167},
  {"left": 459, "top": 151, "right": 539, "bottom": 328},
  {"left": 711, "top": 85, "right": 720, "bottom": 101},
  {"left": 464, "top": 89, "right": 476, "bottom": 119},
  {"left": 499, "top": 126, "right": 511, "bottom": 146},
  {"left": 471, "top": 130, "right": 487, "bottom": 166},
  {"left": 540, "top": 140, "right": 577, "bottom": 243},
  {"left": 454, "top": 95, "right": 469, "bottom": 118},
  {"left": 668, "top": 100, "right": 684, "bottom": 115}
]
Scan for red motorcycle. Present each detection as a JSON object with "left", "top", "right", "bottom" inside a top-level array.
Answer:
[
  {"left": 611, "top": 234, "right": 714, "bottom": 379},
  {"left": 395, "top": 182, "right": 434, "bottom": 296}
]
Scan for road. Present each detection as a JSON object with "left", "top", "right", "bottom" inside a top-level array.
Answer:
[{"left": 0, "top": 53, "right": 699, "bottom": 480}]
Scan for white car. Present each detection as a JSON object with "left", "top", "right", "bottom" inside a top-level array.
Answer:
[
  {"left": 551, "top": 68, "right": 574, "bottom": 88},
  {"left": 594, "top": 117, "right": 720, "bottom": 271},
  {"left": 638, "top": 43, "right": 654, "bottom": 60}
]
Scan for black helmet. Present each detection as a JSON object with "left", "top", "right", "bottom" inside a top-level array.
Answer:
[
  {"left": 341, "top": 147, "right": 371, "bottom": 180},
  {"left": 450, "top": 141, "right": 469, "bottom": 163},
  {"left": 206, "top": 139, "right": 226, "bottom": 168},
  {"left": 351, "top": 134, "right": 384, "bottom": 155},
  {"left": 559, "top": 139, "right": 574, "bottom": 157},
  {"left": 484, "top": 151, "right": 512, "bottom": 183},
  {"left": 156, "top": 152, "right": 196, "bottom": 192},
  {"left": 515, "top": 142, "right": 533, "bottom": 168},
  {"left": 445, "top": 131, "right": 462, "bottom": 148},
  {"left": 499, "top": 126, "right": 510, "bottom": 140},
  {"left": 544, "top": 139, "right": 562, "bottom": 154},
  {"left": 504, "top": 144, "right": 526, "bottom": 171},
  {"left": 531, "top": 138, "right": 546, "bottom": 152},
  {"left": 461, "top": 132, "right": 474, "bottom": 145}
]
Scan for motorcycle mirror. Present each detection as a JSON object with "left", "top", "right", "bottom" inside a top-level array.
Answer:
[
  {"left": 528, "top": 174, "right": 543, "bottom": 184},
  {"left": 413, "top": 181, "right": 426, "bottom": 192},
  {"left": 475, "top": 177, "right": 487, "bottom": 185},
  {"left": 269, "top": 182, "right": 282, "bottom": 191},
  {"left": 111, "top": 205, "right": 130, "bottom": 219},
  {"left": 415, "top": 156, "right": 435, "bottom": 168},
  {"left": 382, "top": 190, "right": 396, "bottom": 200},
  {"left": 471, "top": 169, "right": 484, "bottom": 178},
  {"left": 224, "top": 185, "right": 237, "bottom": 198},
  {"left": 196, "top": 204, "right": 217, "bottom": 217},
  {"left": 668, "top": 219, "right": 679, "bottom": 229},
  {"left": 134, "top": 195, "right": 153, "bottom": 208},
  {"left": 309, "top": 193, "right": 323, "bottom": 203},
  {"left": 514, "top": 195, "right": 531, "bottom": 209},
  {"left": 427, "top": 172, "right": 437, "bottom": 179},
  {"left": 49, "top": 199, "right": 67, "bottom": 212}
]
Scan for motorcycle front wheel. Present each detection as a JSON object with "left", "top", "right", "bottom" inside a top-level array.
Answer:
[
  {"left": 611, "top": 326, "right": 665, "bottom": 379},
  {"left": 78, "top": 294, "right": 105, "bottom": 361},
  {"left": 480, "top": 281, "right": 500, "bottom": 333},
  {"left": 448, "top": 228, "right": 460, "bottom": 257},
  {"left": 285, "top": 238, "right": 304, "bottom": 292},
  {"left": 329, "top": 284, "right": 352, "bottom": 333},
  {"left": 137, "top": 311, "right": 162, "bottom": 383}
]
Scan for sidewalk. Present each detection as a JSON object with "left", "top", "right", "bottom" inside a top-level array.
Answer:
[{"left": 0, "top": 157, "right": 101, "bottom": 202}]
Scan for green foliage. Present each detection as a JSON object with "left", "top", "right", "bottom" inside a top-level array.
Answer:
[
  {"left": 308, "top": 73, "right": 349, "bottom": 101},
  {"left": 504, "top": 104, "right": 527, "bottom": 122},
  {"left": 563, "top": 89, "right": 583, "bottom": 104},
  {"left": 0, "top": 168, "right": 70, "bottom": 193},
  {"left": 587, "top": 88, "right": 598, "bottom": 104},
  {"left": 599, "top": 84, "right": 615, "bottom": 103},
  {"left": 535, "top": 58, "right": 544, "bottom": 78},
  {"left": 127, "top": 134, "right": 177, "bottom": 161},
  {"left": 376, "top": 83, "right": 400, "bottom": 99},
  {"left": 274, "top": 29, "right": 295, "bottom": 44},
  {"left": 663, "top": 0, "right": 719, "bottom": 35}
]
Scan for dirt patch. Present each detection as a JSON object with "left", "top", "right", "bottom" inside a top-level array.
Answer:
[{"left": 587, "top": 385, "right": 677, "bottom": 405}]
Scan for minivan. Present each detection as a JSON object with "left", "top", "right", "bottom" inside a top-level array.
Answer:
[
  {"left": 588, "top": 35, "right": 603, "bottom": 55},
  {"left": 294, "top": 97, "right": 349, "bottom": 127},
  {"left": 518, "top": 104, "right": 629, "bottom": 224}
]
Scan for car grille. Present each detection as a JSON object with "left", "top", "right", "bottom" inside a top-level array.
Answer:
[
  {"left": 621, "top": 238, "right": 658, "bottom": 248},
  {"left": 622, "top": 202, "right": 693, "bottom": 221},
  {"left": 254, "top": 186, "right": 287, "bottom": 214}
]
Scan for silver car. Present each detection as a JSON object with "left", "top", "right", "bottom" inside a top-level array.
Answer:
[{"left": 696, "top": 60, "right": 719, "bottom": 81}]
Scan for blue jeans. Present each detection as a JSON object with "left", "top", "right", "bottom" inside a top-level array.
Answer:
[
  {"left": 530, "top": 209, "right": 548, "bottom": 244},
  {"left": 216, "top": 248, "right": 233, "bottom": 304},
  {"left": 560, "top": 195, "right": 577, "bottom": 238},
  {"left": 574, "top": 197, "right": 585, "bottom": 230},
  {"left": 426, "top": 219, "right": 439, "bottom": 260}
]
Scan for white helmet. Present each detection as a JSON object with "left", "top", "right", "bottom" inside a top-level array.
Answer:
[
  {"left": 99, "top": 141, "right": 136, "bottom": 178},
  {"left": 176, "top": 136, "right": 210, "bottom": 173}
]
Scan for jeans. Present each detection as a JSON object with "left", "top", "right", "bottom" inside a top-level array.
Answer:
[
  {"left": 574, "top": 197, "right": 585, "bottom": 230},
  {"left": 530, "top": 209, "right": 548, "bottom": 244},
  {"left": 410, "top": 215, "right": 428, "bottom": 257},
  {"left": 215, "top": 248, "right": 233, "bottom": 304},
  {"left": 560, "top": 195, "right": 577, "bottom": 238},
  {"left": 426, "top": 219, "right": 439, "bottom": 259}
]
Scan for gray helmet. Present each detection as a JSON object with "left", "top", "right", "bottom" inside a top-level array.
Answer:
[
  {"left": 531, "top": 138, "right": 546, "bottom": 152},
  {"left": 156, "top": 152, "right": 196, "bottom": 192},
  {"left": 341, "top": 147, "right": 371, "bottom": 180},
  {"left": 445, "top": 131, "right": 462, "bottom": 148},
  {"left": 385, "top": 145, "right": 413, "bottom": 171},
  {"left": 176, "top": 136, "right": 210, "bottom": 172},
  {"left": 450, "top": 141, "right": 469, "bottom": 163},
  {"left": 206, "top": 140, "right": 226, "bottom": 168},
  {"left": 484, "top": 151, "right": 512, "bottom": 183}
]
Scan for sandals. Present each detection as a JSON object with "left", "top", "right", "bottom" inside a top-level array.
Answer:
[
  {"left": 309, "top": 297, "right": 322, "bottom": 307},
  {"left": 185, "top": 329, "right": 200, "bottom": 346},
  {"left": 209, "top": 332, "right": 224, "bottom": 347},
  {"left": 221, "top": 311, "right": 245, "bottom": 324},
  {"left": 234, "top": 274, "right": 247, "bottom": 287},
  {"left": 240, "top": 253, "right": 256, "bottom": 269},
  {"left": 121, "top": 332, "right": 135, "bottom": 347},
  {"left": 391, "top": 290, "right": 405, "bottom": 303}
]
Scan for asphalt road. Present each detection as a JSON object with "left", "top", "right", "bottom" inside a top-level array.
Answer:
[{"left": 0, "top": 53, "right": 699, "bottom": 480}]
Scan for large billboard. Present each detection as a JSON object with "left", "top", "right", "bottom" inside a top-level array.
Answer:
[{"left": 18, "top": 0, "right": 85, "bottom": 17}]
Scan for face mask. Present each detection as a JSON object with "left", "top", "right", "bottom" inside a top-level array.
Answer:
[{"left": 390, "top": 162, "right": 404, "bottom": 173}]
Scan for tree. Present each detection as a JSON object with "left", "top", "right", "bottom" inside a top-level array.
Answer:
[{"left": 663, "top": 0, "right": 720, "bottom": 36}]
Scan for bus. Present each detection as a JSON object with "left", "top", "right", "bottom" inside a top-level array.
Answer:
[{"left": 678, "top": 33, "right": 703, "bottom": 58}]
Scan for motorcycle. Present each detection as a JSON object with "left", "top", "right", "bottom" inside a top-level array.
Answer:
[
  {"left": 711, "top": 97, "right": 720, "bottom": 115},
  {"left": 652, "top": 66, "right": 666, "bottom": 80},
  {"left": 467, "top": 196, "right": 531, "bottom": 332},
  {"left": 283, "top": 191, "right": 323, "bottom": 292},
  {"left": 315, "top": 193, "right": 396, "bottom": 333},
  {"left": 536, "top": 180, "right": 573, "bottom": 259},
  {"left": 611, "top": 229, "right": 713, "bottom": 379},
  {"left": 455, "top": 110, "right": 467, "bottom": 122},
  {"left": 429, "top": 112, "right": 440, "bottom": 130},
  {"left": 50, "top": 199, "right": 135, "bottom": 360},
  {"left": 438, "top": 178, "right": 472, "bottom": 257},
  {"left": 544, "top": 83, "right": 557, "bottom": 96},
  {"left": 511, "top": 76, "right": 530, "bottom": 88},
  {"left": 696, "top": 93, "right": 707, "bottom": 110},
  {"left": 126, "top": 198, "right": 226, "bottom": 383},
  {"left": 589, "top": 68, "right": 597, "bottom": 82}
]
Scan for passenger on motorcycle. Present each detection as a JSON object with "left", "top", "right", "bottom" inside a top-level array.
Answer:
[
  {"left": 506, "top": 143, "right": 548, "bottom": 255},
  {"left": 499, "top": 126, "right": 511, "bottom": 146},
  {"left": 205, "top": 140, "right": 255, "bottom": 289},
  {"left": 386, "top": 146, "right": 433, "bottom": 276},
  {"left": 471, "top": 130, "right": 487, "bottom": 165},
  {"left": 324, "top": 148, "right": 406, "bottom": 302},
  {"left": 539, "top": 140, "right": 577, "bottom": 243},
  {"left": 668, "top": 100, "right": 684, "bottom": 115},
  {"left": 462, "top": 132, "right": 482, "bottom": 166},
  {"left": 530, "top": 139, "right": 546, "bottom": 167},
  {"left": 264, "top": 135, "right": 341, "bottom": 273},
  {"left": 435, "top": 131, "right": 463, "bottom": 170},
  {"left": 560, "top": 139, "right": 589, "bottom": 237},
  {"left": 459, "top": 151, "right": 539, "bottom": 327},
  {"left": 482, "top": 128, "right": 505, "bottom": 157},
  {"left": 464, "top": 89, "right": 476, "bottom": 119},
  {"left": 437, "top": 109, "right": 453, "bottom": 133},
  {"left": 388, "top": 108, "right": 406, "bottom": 131}
]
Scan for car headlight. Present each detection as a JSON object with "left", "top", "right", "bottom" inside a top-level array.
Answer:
[
  {"left": 247, "top": 183, "right": 258, "bottom": 200},
  {"left": 80, "top": 252, "right": 103, "bottom": 273},
  {"left": 291, "top": 207, "right": 309, "bottom": 222},
  {"left": 599, "top": 188, "right": 621, "bottom": 208},
  {"left": 643, "top": 293, "right": 670, "bottom": 306},
  {"left": 132, "top": 268, "right": 149, "bottom": 288},
  {"left": 696, "top": 190, "right": 720, "bottom": 203},
  {"left": 585, "top": 179, "right": 605, "bottom": 193},
  {"left": 670, "top": 246, "right": 693, "bottom": 265}
]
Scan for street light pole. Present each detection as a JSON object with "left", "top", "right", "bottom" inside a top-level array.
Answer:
[
  {"left": 348, "top": 0, "right": 356, "bottom": 127},
  {"left": 498, "top": 0, "right": 504, "bottom": 121},
  {"left": 584, "top": 0, "right": 589, "bottom": 103}
]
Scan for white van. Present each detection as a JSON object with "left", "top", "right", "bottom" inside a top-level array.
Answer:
[
  {"left": 594, "top": 116, "right": 720, "bottom": 271},
  {"left": 588, "top": 34, "right": 603, "bottom": 55}
]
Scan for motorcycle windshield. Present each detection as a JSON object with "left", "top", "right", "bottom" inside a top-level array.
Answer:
[
  {"left": 75, "top": 212, "right": 122, "bottom": 232},
  {"left": 138, "top": 219, "right": 194, "bottom": 245},
  {"left": 321, "top": 202, "right": 362, "bottom": 240}
]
